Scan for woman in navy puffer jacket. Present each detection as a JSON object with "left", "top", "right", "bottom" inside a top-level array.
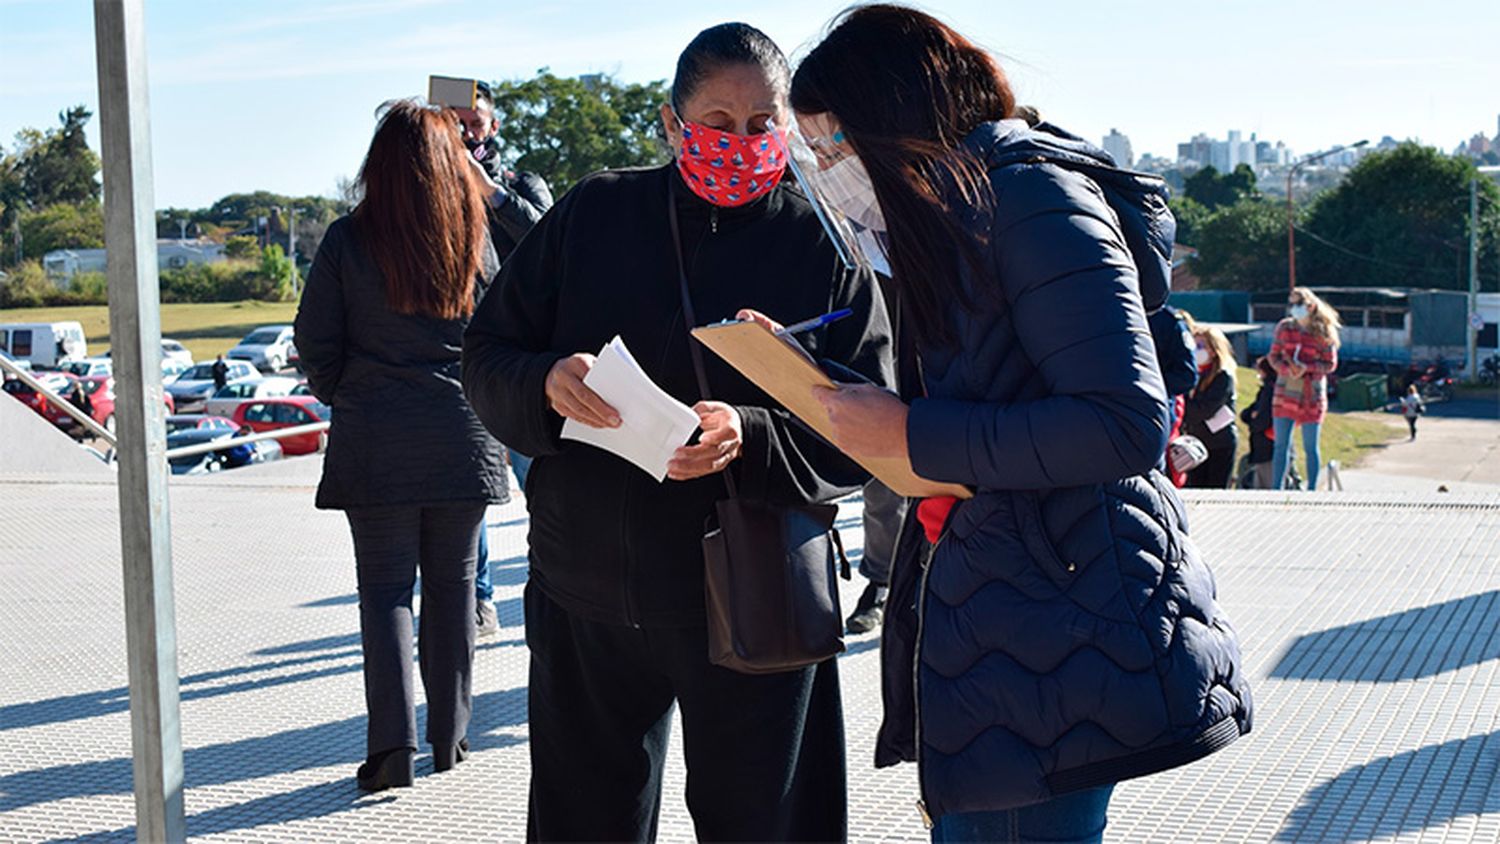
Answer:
[{"left": 790, "top": 6, "right": 1252, "bottom": 842}]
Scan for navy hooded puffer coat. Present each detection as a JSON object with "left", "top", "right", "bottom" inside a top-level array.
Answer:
[{"left": 875, "top": 120, "right": 1252, "bottom": 821}]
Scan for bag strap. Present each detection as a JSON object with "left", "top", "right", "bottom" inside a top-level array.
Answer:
[
  {"left": 666, "top": 186, "right": 740, "bottom": 499},
  {"left": 829, "top": 527, "right": 851, "bottom": 580}
]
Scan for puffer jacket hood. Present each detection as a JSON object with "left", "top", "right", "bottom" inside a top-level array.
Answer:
[{"left": 874, "top": 120, "right": 1252, "bottom": 821}]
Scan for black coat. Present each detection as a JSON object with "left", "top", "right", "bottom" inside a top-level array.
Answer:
[
  {"left": 1240, "top": 376, "right": 1276, "bottom": 463},
  {"left": 462, "top": 165, "right": 894, "bottom": 628},
  {"left": 472, "top": 137, "right": 554, "bottom": 261},
  {"left": 1183, "top": 367, "right": 1239, "bottom": 452},
  {"left": 294, "top": 216, "right": 510, "bottom": 510}
]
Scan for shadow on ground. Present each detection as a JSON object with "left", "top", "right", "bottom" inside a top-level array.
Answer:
[
  {"left": 9, "top": 684, "right": 528, "bottom": 836},
  {"left": 1275, "top": 730, "right": 1500, "bottom": 842},
  {"left": 1270, "top": 590, "right": 1500, "bottom": 682}
]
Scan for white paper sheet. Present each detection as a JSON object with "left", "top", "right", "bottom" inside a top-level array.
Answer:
[
  {"left": 560, "top": 336, "right": 702, "bottom": 482},
  {"left": 1205, "top": 404, "right": 1236, "bottom": 433}
]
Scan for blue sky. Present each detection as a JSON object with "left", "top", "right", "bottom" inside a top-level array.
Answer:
[{"left": 1, "top": 0, "right": 1495, "bottom": 208}]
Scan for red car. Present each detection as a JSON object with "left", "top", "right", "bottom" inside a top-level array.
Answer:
[
  {"left": 3, "top": 371, "right": 80, "bottom": 430},
  {"left": 232, "top": 395, "right": 330, "bottom": 455},
  {"left": 77, "top": 375, "right": 176, "bottom": 434}
]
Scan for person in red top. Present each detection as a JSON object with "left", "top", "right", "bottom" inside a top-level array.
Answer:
[{"left": 1268, "top": 287, "right": 1341, "bottom": 490}]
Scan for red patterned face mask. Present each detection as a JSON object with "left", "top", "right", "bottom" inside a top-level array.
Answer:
[{"left": 673, "top": 117, "right": 788, "bottom": 207}]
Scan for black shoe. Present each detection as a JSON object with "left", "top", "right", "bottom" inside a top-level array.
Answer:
[
  {"left": 845, "top": 582, "right": 886, "bottom": 635},
  {"left": 432, "top": 738, "right": 470, "bottom": 773},
  {"left": 357, "top": 747, "right": 415, "bottom": 792}
]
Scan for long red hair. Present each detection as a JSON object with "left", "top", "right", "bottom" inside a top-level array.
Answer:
[{"left": 355, "top": 99, "right": 487, "bottom": 319}]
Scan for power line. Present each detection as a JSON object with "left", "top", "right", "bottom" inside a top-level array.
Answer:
[{"left": 1294, "top": 225, "right": 1499, "bottom": 285}]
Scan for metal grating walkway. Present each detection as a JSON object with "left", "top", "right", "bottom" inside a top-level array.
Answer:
[{"left": 1, "top": 472, "right": 1498, "bottom": 842}]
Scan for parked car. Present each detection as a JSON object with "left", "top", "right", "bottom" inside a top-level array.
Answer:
[
  {"left": 228, "top": 325, "right": 295, "bottom": 373},
  {"left": 166, "top": 414, "right": 238, "bottom": 435},
  {"left": 0, "top": 321, "right": 87, "bottom": 368},
  {"left": 77, "top": 375, "right": 177, "bottom": 434},
  {"left": 203, "top": 376, "right": 300, "bottom": 419},
  {"left": 290, "top": 380, "right": 312, "bottom": 396},
  {"left": 231, "top": 395, "right": 331, "bottom": 455},
  {"left": 287, "top": 342, "right": 300, "bottom": 372},
  {"left": 3, "top": 370, "right": 80, "bottom": 430},
  {"left": 61, "top": 358, "right": 112, "bottom": 379},
  {"left": 166, "top": 360, "right": 259, "bottom": 413},
  {"left": 100, "top": 339, "right": 194, "bottom": 366},
  {"left": 166, "top": 427, "right": 283, "bottom": 475},
  {"left": 161, "top": 358, "right": 193, "bottom": 383}
]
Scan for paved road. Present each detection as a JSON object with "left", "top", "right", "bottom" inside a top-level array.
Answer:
[{"left": 1341, "top": 396, "right": 1500, "bottom": 493}]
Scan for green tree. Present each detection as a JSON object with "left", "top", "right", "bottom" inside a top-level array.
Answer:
[
  {"left": 490, "top": 71, "right": 670, "bottom": 193},
  {"left": 224, "top": 235, "right": 259, "bottom": 259},
  {"left": 1184, "top": 164, "right": 1259, "bottom": 211},
  {"left": 15, "top": 107, "right": 101, "bottom": 208},
  {"left": 18, "top": 202, "right": 105, "bottom": 256},
  {"left": 1191, "top": 199, "right": 1288, "bottom": 291},
  {"left": 1299, "top": 143, "right": 1500, "bottom": 290},
  {"left": 1169, "top": 196, "right": 1211, "bottom": 248}
]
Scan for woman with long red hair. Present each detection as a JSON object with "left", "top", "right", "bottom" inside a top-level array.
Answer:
[{"left": 294, "top": 99, "right": 509, "bottom": 791}]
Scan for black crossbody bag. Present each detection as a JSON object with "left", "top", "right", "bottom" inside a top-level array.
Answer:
[{"left": 666, "top": 194, "right": 850, "bottom": 675}]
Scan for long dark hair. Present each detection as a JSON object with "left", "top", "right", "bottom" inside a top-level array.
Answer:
[
  {"left": 672, "top": 23, "right": 789, "bottom": 113},
  {"left": 355, "top": 99, "right": 487, "bottom": 320},
  {"left": 791, "top": 5, "right": 1015, "bottom": 344}
]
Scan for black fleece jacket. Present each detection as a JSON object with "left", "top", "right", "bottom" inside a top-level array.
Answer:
[{"left": 462, "top": 165, "right": 894, "bottom": 628}]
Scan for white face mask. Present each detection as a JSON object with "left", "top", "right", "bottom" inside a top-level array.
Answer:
[
  {"left": 1290, "top": 304, "right": 1310, "bottom": 321},
  {"left": 817, "top": 154, "right": 887, "bottom": 233},
  {"left": 1194, "top": 347, "right": 1212, "bottom": 368}
]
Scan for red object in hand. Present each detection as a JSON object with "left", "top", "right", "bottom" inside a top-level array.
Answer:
[{"left": 916, "top": 496, "right": 959, "bottom": 544}]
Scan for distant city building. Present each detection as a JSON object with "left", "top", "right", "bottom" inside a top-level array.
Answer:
[
  {"left": 1468, "top": 133, "right": 1494, "bottom": 156},
  {"left": 1177, "top": 133, "right": 1214, "bottom": 170},
  {"left": 1102, "top": 128, "right": 1134, "bottom": 168}
]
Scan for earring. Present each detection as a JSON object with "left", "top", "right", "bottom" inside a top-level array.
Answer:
[{"left": 832, "top": 130, "right": 846, "bottom": 144}]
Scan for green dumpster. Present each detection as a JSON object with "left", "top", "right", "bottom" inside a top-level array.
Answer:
[{"left": 1334, "top": 373, "right": 1387, "bottom": 412}]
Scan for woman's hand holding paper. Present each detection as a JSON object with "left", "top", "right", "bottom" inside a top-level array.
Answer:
[{"left": 546, "top": 353, "right": 622, "bottom": 429}]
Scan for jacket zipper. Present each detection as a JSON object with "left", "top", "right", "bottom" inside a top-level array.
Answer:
[
  {"left": 619, "top": 471, "right": 641, "bottom": 628},
  {"left": 913, "top": 527, "right": 947, "bottom": 829}
]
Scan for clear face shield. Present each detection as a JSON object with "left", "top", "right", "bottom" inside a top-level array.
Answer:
[{"left": 775, "top": 119, "right": 891, "bottom": 277}]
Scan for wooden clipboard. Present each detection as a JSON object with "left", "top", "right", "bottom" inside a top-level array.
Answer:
[{"left": 691, "top": 321, "right": 971, "bottom": 500}]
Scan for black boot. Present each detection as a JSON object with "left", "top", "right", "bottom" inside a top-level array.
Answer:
[
  {"left": 845, "top": 581, "right": 887, "bottom": 635},
  {"left": 357, "top": 747, "right": 415, "bottom": 792},
  {"left": 432, "top": 738, "right": 470, "bottom": 773}
]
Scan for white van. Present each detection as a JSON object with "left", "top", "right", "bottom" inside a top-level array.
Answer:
[{"left": 0, "top": 322, "right": 88, "bottom": 368}]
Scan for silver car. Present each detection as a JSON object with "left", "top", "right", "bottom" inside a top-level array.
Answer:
[
  {"left": 166, "top": 360, "right": 259, "bottom": 413},
  {"left": 203, "top": 376, "right": 300, "bottom": 419},
  {"left": 227, "top": 325, "right": 295, "bottom": 373}
]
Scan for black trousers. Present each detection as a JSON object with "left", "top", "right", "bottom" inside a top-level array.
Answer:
[
  {"left": 1186, "top": 446, "right": 1237, "bottom": 489},
  {"left": 346, "top": 502, "right": 484, "bottom": 755},
  {"left": 524, "top": 583, "right": 847, "bottom": 842}
]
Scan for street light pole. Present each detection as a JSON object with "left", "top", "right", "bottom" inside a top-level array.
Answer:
[
  {"left": 1470, "top": 177, "right": 1479, "bottom": 379},
  {"left": 1286, "top": 140, "right": 1369, "bottom": 291}
]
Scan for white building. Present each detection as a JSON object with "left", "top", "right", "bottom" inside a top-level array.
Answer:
[
  {"left": 1102, "top": 129, "right": 1134, "bottom": 168},
  {"left": 44, "top": 239, "right": 227, "bottom": 286}
]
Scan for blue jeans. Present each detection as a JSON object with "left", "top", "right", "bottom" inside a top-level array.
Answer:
[
  {"left": 931, "top": 785, "right": 1115, "bottom": 843},
  {"left": 1270, "top": 417, "right": 1322, "bottom": 490},
  {"left": 475, "top": 449, "right": 532, "bottom": 603}
]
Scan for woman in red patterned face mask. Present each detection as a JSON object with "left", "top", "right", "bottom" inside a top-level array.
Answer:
[{"left": 462, "top": 21, "right": 896, "bottom": 843}]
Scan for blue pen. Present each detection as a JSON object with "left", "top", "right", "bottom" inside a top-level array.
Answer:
[{"left": 776, "top": 308, "right": 853, "bottom": 336}]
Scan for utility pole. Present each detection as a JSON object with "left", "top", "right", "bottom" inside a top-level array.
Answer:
[
  {"left": 1469, "top": 178, "right": 1479, "bottom": 380},
  {"left": 288, "top": 206, "right": 298, "bottom": 298}
]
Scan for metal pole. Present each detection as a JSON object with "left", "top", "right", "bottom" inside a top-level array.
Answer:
[
  {"left": 91, "top": 2, "right": 186, "bottom": 842},
  {"left": 1469, "top": 178, "right": 1479, "bottom": 380},
  {"left": 1287, "top": 168, "right": 1297, "bottom": 292},
  {"left": 288, "top": 206, "right": 298, "bottom": 298}
]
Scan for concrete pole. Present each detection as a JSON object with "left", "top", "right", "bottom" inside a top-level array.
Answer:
[{"left": 91, "top": 2, "right": 186, "bottom": 842}]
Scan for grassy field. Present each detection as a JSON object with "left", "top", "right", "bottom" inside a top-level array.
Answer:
[
  {"left": 0, "top": 301, "right": 299, "bottom": 363},
  {"left": 1231, "top": 365, "right": 1401, "bottom": 477}
]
